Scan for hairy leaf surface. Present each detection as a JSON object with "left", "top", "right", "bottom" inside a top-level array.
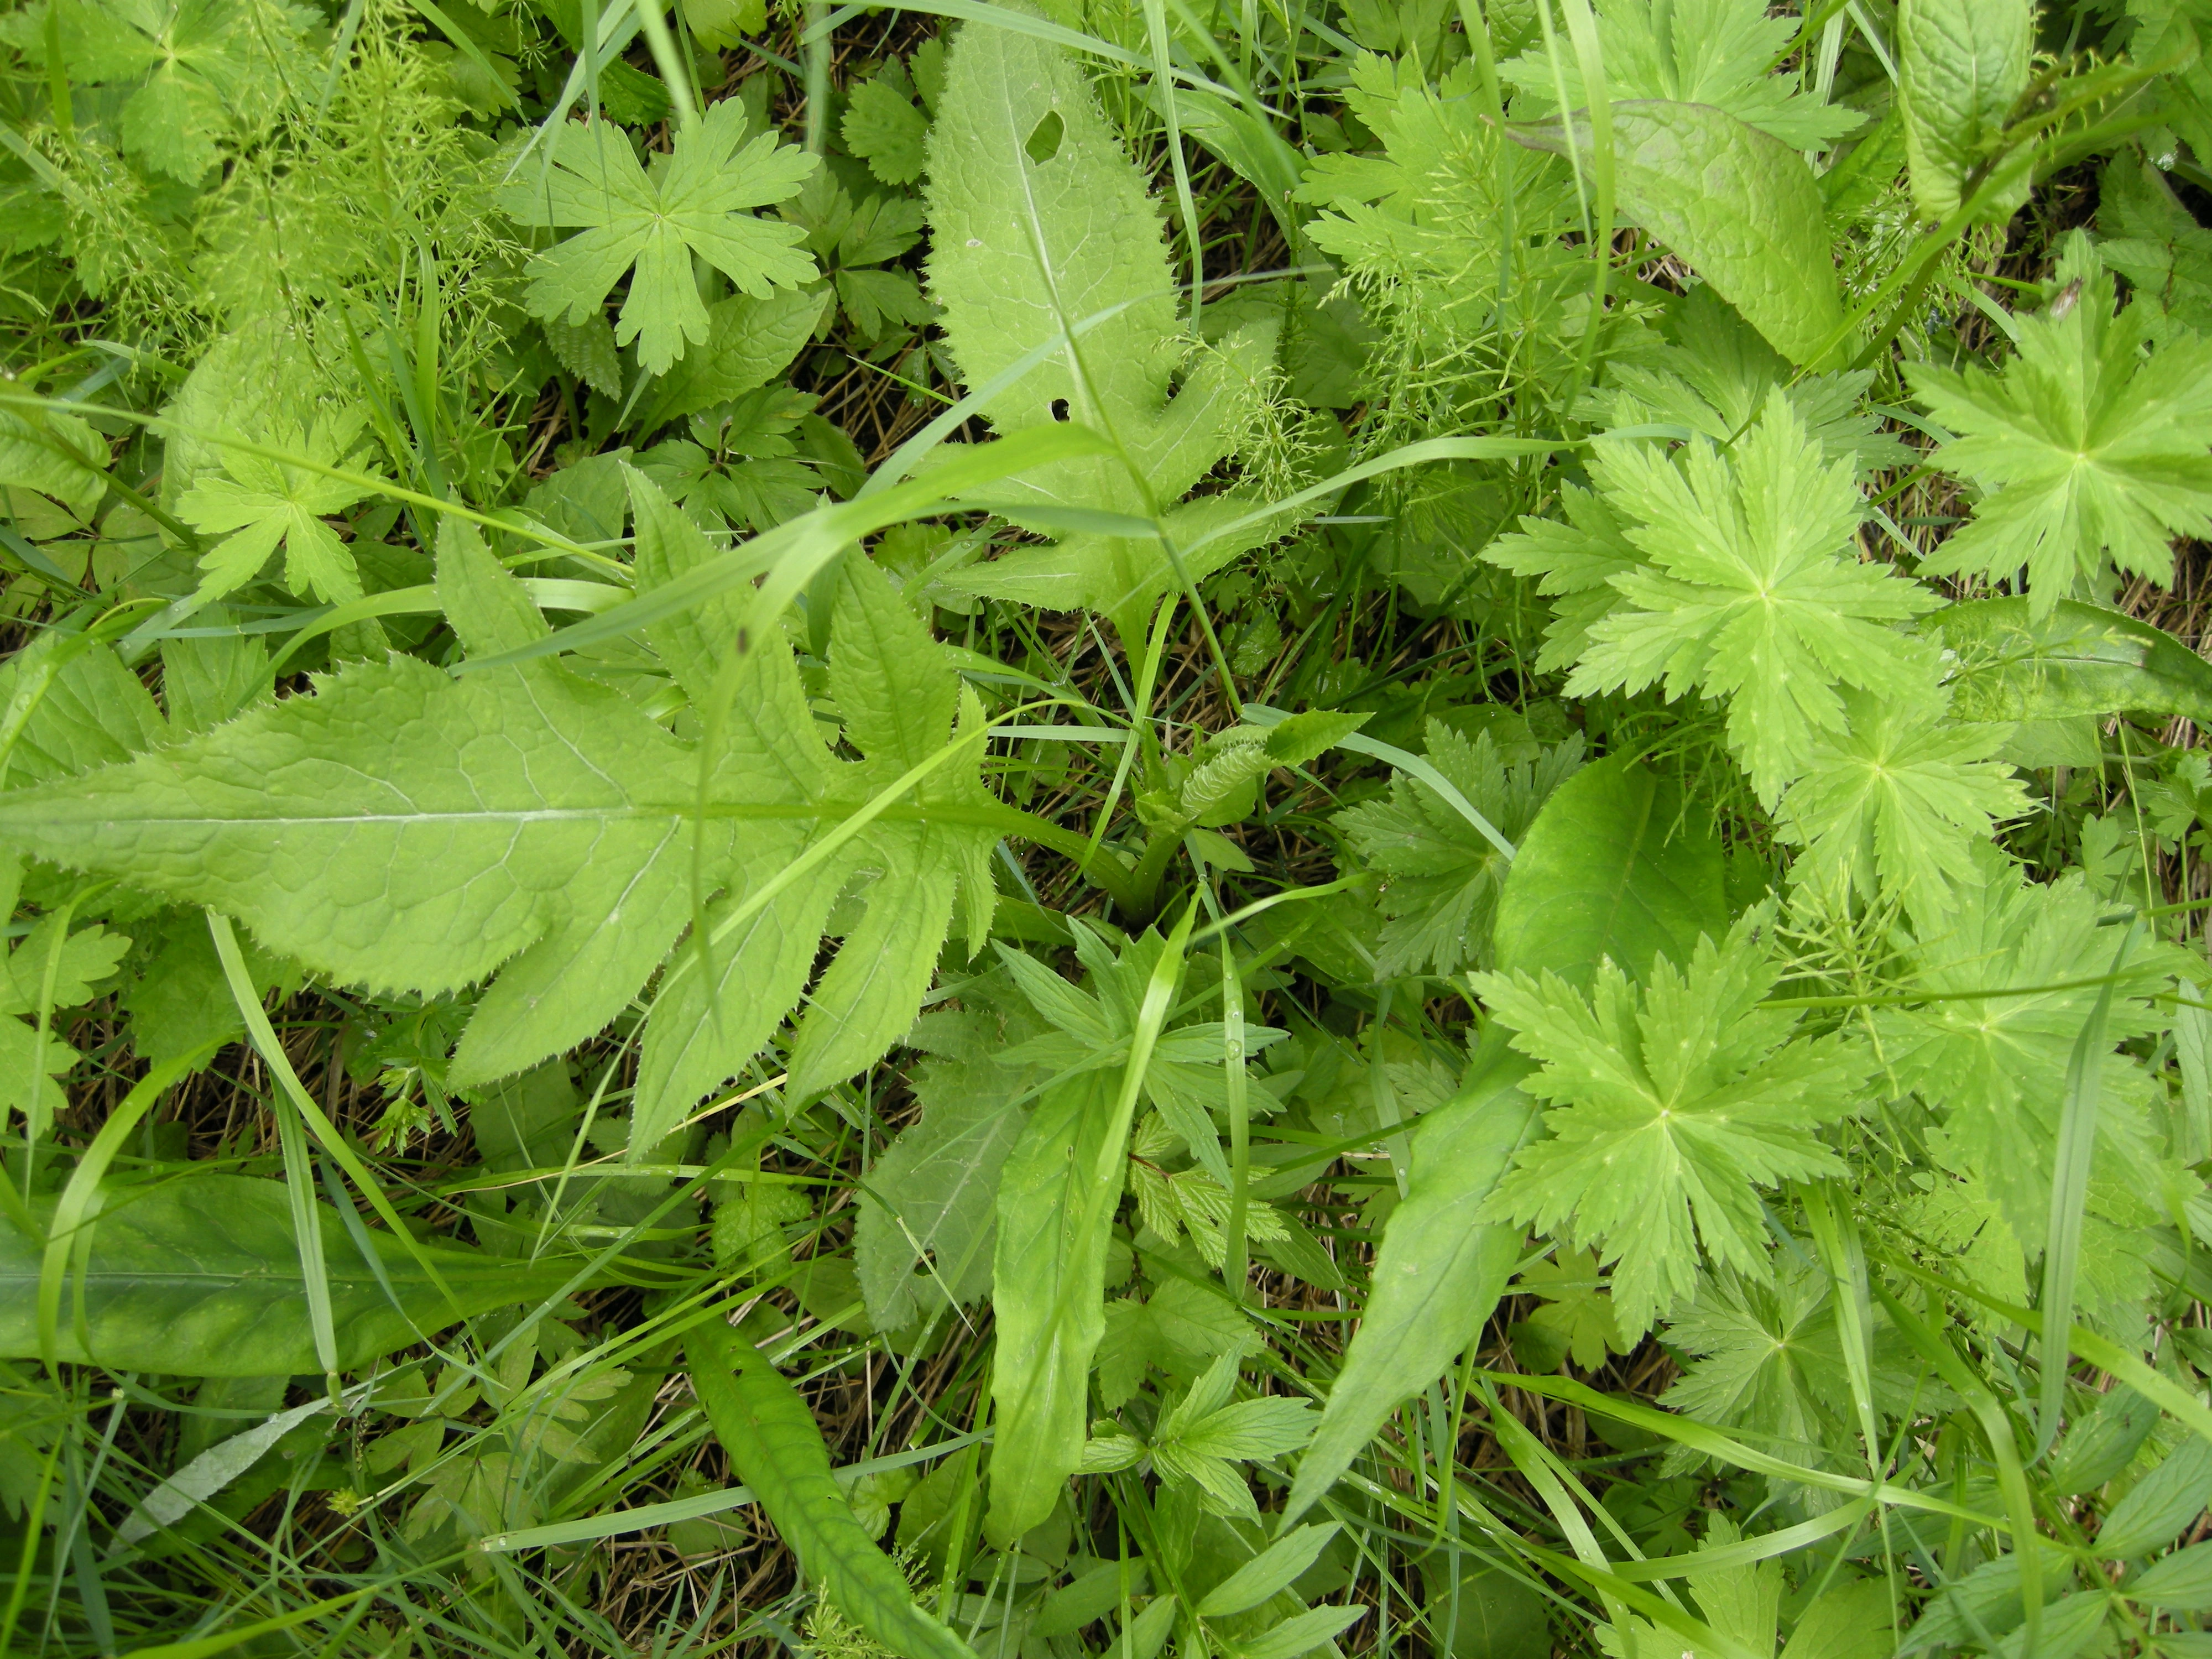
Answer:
[{"left": 0, "top": 510, "right": 998, "bottom": 1146}]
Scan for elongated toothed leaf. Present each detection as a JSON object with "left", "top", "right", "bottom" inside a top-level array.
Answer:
[{"left": 691, "top": 1321, "right": 977, "bottom": 1659}]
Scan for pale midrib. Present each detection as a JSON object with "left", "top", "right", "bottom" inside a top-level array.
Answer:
[{"left": 0, "top": 801, "right": 995, "bottom": 828}]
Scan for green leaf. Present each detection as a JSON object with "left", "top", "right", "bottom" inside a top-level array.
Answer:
[
  {"left": 1777, "top": 686, "right": 2027, "bottom": 928},
  {"left": 1095, "top": 1277, "right": 1250, "bottom": 1408},
  {"left": 1873, "top": 842, "right": 2188, "bottom": 1262},
  {"left": 2048, "top": 1387, "right": 2158, "bottom": 1496},
  {"left": 990, "top": 917, "right": 1197, "bottom": 1542},
  {"left": 1297, "top": 53, "right": 1578, "bottom": 340},
  {"left": 0, "top": 1176, "right": 580, "bottom": 1375},
  {"left": 1499, "top": 0, "right": 1865, "bottom": 148},
  {"left": 1907, "top": 248, "right": 2212, "bottom": 613},
  {"left": 1282, "top": 1052, "right": 1538, "bottom": 1525},
  {"left": 0, "top": 646, "right": 711, "bottom": 1085},
  {"left": 2098, "top": 1437, "right": 2212, "bottom": 1559},
  {"left": 0, "top": 634, "right": 165, "bottom": 789},
  {"left": 1778, "top": 1579, "right": 1897, "bottom": 1659},
  {"left": 2128, "top": 1541, "right": 2212, "bottom": 1608},
  {"left": 1197, "top": 1524, "right": 1340, "bottom": 1618},
  {"left": 1514, "top": 1250, "right": 1624, "bottom": 1373},
  {"left": 1421, "top": 1559, "right": 1552, "bottom": 1659},
  {"left": 178, "top": 411, "right": 383, "bottom": 604},
  {"left": 500, "top": 105, "right": 817, "bottom": 375},
  {"left": 1658, "top": 1262, "right": 1914, "bottom": 1472},
  {"left": 1337, "top": 724, "right": 1584, "bottom": 976},
  {"left": 1682, "top": 1515, "right": 1780, "bottom": 1659},
  {"left": 632, "top": 287, "right": 831, "bottom": 431},
  {"left": 1561, "top": 390, "right": 1942, "bottom": 804},
  {"left": 993, "top": 925, "right": 1284, "bottom": 1186},
  {"left": 0, "top": 525, "right": 998, "bottom": 1145},
  {"left": 1472, "top": 911, "right": 1866, "bottom": 1337},
  {"left": 1149, "top": 1349, "right": 1315, "bottom": 1521},
  {"left": 1898, "top": 0, "right": 2033, "bottom": 223},
  {"left": 844, "top": 76, "right": 931, "bottom": 186},
  {"left": 1170, "top": 709, "right": 1369, "bottom": 831},
  {"left": 1936, "top": 596, "right": 2212, "bottom": 726},
  {"left": 688, "top": 1322, "right": 976, "bottom": 1659},
  {"left": 2098, "top": 152, "right": 2212, "bottom": 336},
  {"left": 924, "top": 20, "right": 1285, "bottom": 643},
  {"left": 1230, "top": 1604, "right": 1363, "bottom": 1659},
  {"left": 160, "top": 620, "right": 270, "bottom": 737},
  {"left": 1505, "top": 103, "right": 1844, "bottom": 367},
  {"left": 1489, "top": 752, "right": 1730, "bottom": 990},
  {"left": 987, "top": 1072, "right": 1119, "bottom": 1542},
  {"left": 0, "top": 403, "right": 107, "bottom": 519},
  {"left": 854, "top": 997, "right": 1035, "bottom": 1331}
]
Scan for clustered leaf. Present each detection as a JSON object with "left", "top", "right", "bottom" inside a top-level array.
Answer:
[{"left": 1472, "top": 911, "right": 1868, "bottom": 1337}]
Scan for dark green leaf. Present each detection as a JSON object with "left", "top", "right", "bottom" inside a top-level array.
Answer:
[{"left": 0, "top": 1176, "right": 583, "bottom": 1376}]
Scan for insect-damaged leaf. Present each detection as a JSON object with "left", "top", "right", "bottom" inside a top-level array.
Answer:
[{"left": 922, "top": 20, "right": 1288, "bottom": 645}]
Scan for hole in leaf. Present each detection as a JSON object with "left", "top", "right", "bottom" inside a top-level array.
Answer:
[
  {"left": 1050, "top": 398, "right": 1070, "bottom": 421},
  {"left": 1024, "top": 109, "right": 1064, "bottom": 165}
]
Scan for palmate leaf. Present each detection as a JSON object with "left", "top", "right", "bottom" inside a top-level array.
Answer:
[
  {"left": 1908, "top": 243, "right": 2212, "bottom": 615},
  {"left": 1515, "top": 1250, "right": 1624, "bottom": 1373},
  {"left": 0, "top": 503, "right": 998, "bottom": 1156},
  {"left": 500, "top": 102, "right": 818, "bottom": 375},
  {"left": 923, "top": 21, "right": 1287, "bottom": 646},
  {"left": 1470, "top": 911, "right": 1866, "bottom": 1338},
  {"left": 1556, "top": 389, "right": 1942, "bottom": 805},
  {"left": 1777, "top": 686, "right": 2027, "bottom": 928},
  {"left": 178, "top": 411, "right": 383, "bottom": 604}
]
